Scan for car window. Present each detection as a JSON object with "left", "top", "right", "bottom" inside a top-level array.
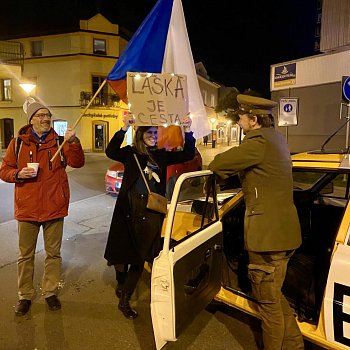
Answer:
[
  {"left": 169, "top": 174, "right": 218, "bottom": 248},
  {"left": 292, "top": 171, "right": 324, "bottom": 190},
  {"left": 293, "top": 170, "right": 350, "bottom": 205}
]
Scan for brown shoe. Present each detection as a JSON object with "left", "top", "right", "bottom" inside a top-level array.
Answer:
[
  {"left": 45, "top": 295, "right": 61, "bottom": 311},
  {"left": 15, "top": 299, "right": 31, "bottom": 316}
]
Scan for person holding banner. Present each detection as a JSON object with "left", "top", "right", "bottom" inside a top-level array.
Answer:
[{"left": 104, "top": 113, "right": 195, "bottom": 319}]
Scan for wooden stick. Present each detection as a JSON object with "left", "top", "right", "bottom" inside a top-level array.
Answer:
[{"left": 51, "top": 79, "right": 108, "bottom": 162}]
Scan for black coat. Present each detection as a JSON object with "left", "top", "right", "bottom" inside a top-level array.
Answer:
[{"left": 104, "top": 129, "right": 195, "bottom": 265}]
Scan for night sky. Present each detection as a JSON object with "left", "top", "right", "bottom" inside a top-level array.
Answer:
[{"left": 0, "top": 0, "right": 318, "bottom": 97}]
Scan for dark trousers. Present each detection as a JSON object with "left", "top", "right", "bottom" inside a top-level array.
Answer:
[
  {"left": 248, "top": 251, "right": 304, "bottom": 350},
  {"left": 115, "top": 264, "right": 143, "bottom": 295}
]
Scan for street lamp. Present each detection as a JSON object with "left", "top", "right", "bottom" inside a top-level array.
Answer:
[
  {"left": 19, "top": 83, "right": 36, "bottom": 95},
  {"left": 20, "top": 82, "right": 36, "bottom": 115},
  {"left": 210, "top": 117, "right": 216, "bottom": 148}
]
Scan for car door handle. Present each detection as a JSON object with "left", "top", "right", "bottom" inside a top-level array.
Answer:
[
  {"left": 184, "top": 263, "right": 209, "bottom": 295},
  {"left": 214, "top": 244, "right": 222, "bottom": 251}
]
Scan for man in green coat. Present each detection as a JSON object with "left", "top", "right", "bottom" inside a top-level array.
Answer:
[{"left": 208, "top": 94, "right": 304, "bottom": 350}]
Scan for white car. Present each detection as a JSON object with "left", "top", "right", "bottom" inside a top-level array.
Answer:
[{"left": 150, "top": 151, "right": 350, "bottom": 350}]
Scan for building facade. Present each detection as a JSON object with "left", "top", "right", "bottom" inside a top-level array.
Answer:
[
  {"left": 0, "top": 14, "right": 130, "bottom": 153},
  {"left": 271, "top": 0, "right": 350, "bottom": 153},
  {"left": 0, "top": 13, "right": 231, "bottom": 153},
  {"left": 0, "top": 41, "right": 24, "bottom": 151},
  {"left": 195, "top": 62, "right": 236, "bottom": 146}
]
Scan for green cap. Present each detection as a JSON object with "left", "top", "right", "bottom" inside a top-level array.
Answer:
[{"left": 236, "top": 94, "right": 278, "bottom": 115}]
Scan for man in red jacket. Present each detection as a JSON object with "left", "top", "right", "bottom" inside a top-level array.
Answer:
[{"left": 0, "top": 101, "right": 85, "bottom": 316}]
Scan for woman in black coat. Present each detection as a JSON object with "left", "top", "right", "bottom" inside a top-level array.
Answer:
[{"left": 104, "top": 114, "right": 195, "bottom": 319}]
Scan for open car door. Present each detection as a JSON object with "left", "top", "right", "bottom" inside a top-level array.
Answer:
[{"left": 151, "top": 170, "right": 223, "bottom": 349}]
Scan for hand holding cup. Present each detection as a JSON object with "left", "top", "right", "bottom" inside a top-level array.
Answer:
[
  {"left": 27, "top": 162, "right": 39, "bottom": 176},
  {"left": 17, "top": 163, "right": 39, "bottom": 179}
]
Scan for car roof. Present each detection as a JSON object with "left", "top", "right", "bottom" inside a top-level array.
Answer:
[{"left": 292, "top": 152, "right": 350, "bottom": 172}]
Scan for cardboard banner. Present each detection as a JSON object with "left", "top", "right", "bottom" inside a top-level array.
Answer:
[{"left": 127, "top": 72, "right": 189, "bottom": 126}]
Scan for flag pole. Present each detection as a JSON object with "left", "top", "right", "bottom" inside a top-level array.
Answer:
[{"left": 51, "top": 79, "right": 108, "bottom": 162}]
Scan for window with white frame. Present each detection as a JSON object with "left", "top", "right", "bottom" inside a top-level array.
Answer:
[
  {"left": 31, "top": 41, "right": 43, "bottom": 57},
  {"left": 210, "top": 94, "right": 215, "bottom": 108},
  {"left": 92, "top": 75, "right": 108, "bottom": 105},
  {"left": 92, "top": 75, "right": 107, "bottom": 94},
  {"left": 93, "top": 39, "right": 106, "bottom": 55},
  {"left": 1, "top": 79, "right": 12, "bottom": 101},
  {"left": 202, "top": 90, "right": 207, "bottom": 106}
]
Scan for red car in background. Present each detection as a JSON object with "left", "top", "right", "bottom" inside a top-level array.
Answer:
[
  {"left": 105, "top": 162, "right": 124, "bottom": 196},
  {"left": 105, "top": 148, "right": 202, "bottom": 198}
]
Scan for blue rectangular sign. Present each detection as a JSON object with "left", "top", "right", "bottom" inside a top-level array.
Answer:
[{"left": 274, "top": 63, "right": 296, "bottom": 87}]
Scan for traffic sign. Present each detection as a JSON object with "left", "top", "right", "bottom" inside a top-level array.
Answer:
[
  {"left": 342, "top": 76, "right": 350, "bottom": 102},
  {"left": 278, "top": 98, "right": 298, "bottom": 126}
]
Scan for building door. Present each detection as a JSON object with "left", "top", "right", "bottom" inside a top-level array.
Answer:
[
  {"left": 0, "top": 118, "right": 14, "bottom": 150},
  {"left": 92, "top": 121, "right": 108, "bottom": 152}
]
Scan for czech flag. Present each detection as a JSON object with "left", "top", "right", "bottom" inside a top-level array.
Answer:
[{"left": 107, "top": 0, "right": 210, "bottom": 141}]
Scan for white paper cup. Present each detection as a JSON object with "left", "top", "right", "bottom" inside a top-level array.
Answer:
[{"left": 27, "top": 162, "right": 39, "bottom": 176}]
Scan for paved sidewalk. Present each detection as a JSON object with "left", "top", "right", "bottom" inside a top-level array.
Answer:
[
  {"left": 0, "top": 141, "right": 236, "bottom": 267},
  {"left": 0, "top": 193, "right": 115, "bottom": 268},
  {"left": 196, "top": 142, "right": 236, "bottom": 168},
  {"left": 0, "top": 192, "right": 262, "bottom": 350},
  {"left": 0, "top": 141, "right": 261, "bottom": 350}
]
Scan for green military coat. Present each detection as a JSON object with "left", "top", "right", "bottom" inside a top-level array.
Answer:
[{"left": 208, "top": 127, "right": 301, "bottom": 252}]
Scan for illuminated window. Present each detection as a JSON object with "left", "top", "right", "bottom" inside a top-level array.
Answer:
[
  {"left": 53, "top": 120, "right": 68, "bottom": 136},
  {"left": 93, "top": 39, "right": 106, "bottom": 55},
  {"left": 1, "top": 79, "right": 12, "bottom": 101}
]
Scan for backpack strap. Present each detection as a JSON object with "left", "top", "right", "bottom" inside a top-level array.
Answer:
[
  {"left": 15, "top": 135, "right": 66, "bottom": 167},
  {"left": 15, "top": 137, "right": 23, "bottom": 167}
]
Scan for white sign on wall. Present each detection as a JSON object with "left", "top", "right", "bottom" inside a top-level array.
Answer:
[
  {"left": 278, "top": 97, "right": 299, "bottom": 126},
  {"left": 127, "top": 72, "right": 189, "bottom": 126}
]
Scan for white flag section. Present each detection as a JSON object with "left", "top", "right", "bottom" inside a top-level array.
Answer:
[{"left": 162, "top": 0, "right": 210, "bottom": 139}]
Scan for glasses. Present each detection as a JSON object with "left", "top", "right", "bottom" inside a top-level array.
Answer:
[{"left": 33, "top": 113, "right": 52, "bottom": 120}]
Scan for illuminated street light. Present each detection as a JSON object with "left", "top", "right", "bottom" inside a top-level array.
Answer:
[
  {"left": 19, "top": 83, "right": 36, "bottom": 95},
  {"left": 20, "top": 82, "right": 37, "bottom": 114}
]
